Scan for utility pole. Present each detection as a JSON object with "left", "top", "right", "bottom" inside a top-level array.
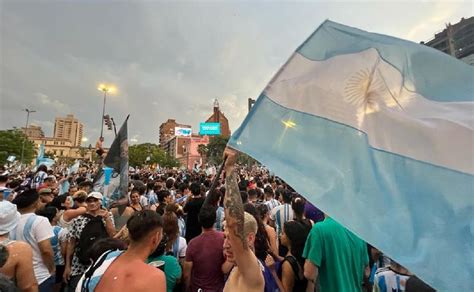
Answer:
[{"left": 20, "top": 108, "right": 36, "bottom": 165}]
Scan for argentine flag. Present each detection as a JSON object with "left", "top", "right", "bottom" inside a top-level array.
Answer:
[{"left": 229, "top": 20, "right": 473, "bottom": 290}]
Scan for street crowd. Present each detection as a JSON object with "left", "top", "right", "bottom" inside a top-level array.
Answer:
[{"left": 0, "top": 148, "right": 435, "bottom": 292}]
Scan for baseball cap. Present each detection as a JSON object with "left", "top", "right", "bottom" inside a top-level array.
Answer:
[
  {"left": 0, "top": 201, "right": 20, "bottom": 235},
  {"left": 87, "top": 192, "right": 103, "bottom": 200}
]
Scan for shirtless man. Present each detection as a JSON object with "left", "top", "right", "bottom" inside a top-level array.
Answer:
[
  {"left": 0, "top": 201, "right": 37, "bottom": 292},
  {"left": 222, "top": 148, "right": 264, "bottom": 292},
  {"left": 79, "top": 210, "right": 166, "bottom": 292}
]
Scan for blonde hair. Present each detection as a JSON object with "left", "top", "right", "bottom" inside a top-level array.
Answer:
[
  {"left": 73, "top": 190, "right": 87, "bottom": 202},
  {"left": 243, "top": 212, "right": 257, "bottom": 237}
]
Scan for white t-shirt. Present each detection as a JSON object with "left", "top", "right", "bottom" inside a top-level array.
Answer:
[
  {"left": 31, "top": 171, "right": 47, "bottom": 189},
  {"left": 11, "top": 213, "right": 54, "bottom": 284},
  {"left": 270, "top": 204, "right": 294, "bottom": 237},
  {"left": 170, "top": 236, "right": 187, "bottom": 258},
  {"left": 139, "top": 195, "right": 149, "bottom": 207}
]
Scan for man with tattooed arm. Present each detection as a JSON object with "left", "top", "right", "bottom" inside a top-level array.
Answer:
[{"left": 222, "top": 147, "right": 265, "bottom": 292}]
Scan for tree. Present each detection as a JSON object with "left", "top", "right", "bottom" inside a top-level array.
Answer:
[
  {"left": 197, "top": 144, "right": 208, "bottom": 162},
  {"left": 128, "top": 143, "right": 180, "bottom": 168},
  {"left": 76, "top": 147, "right": 88, "bottom": 158},
  {"left": 163, "top": 154, "right": 180, "bottom": 168},
  {"left": 206, "top": 136, "right": 229, "bottom": 165},
  {"left": 0, "top": 129, "right": 35, "bottom": 165},
  {"left": 238, "top": 153, "right": 259, "bottom": 167}
]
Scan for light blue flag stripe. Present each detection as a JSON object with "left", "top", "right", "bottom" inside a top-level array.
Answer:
[
  {"left": 229, "top": 20, "right": 474, "bottom": 291},
  {"left": 229, "top": 94, "right": 473, "bottom": 290}
]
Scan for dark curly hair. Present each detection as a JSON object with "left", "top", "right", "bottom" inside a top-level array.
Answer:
[{"left": 244, "top": 203, "right": 269, "bottom": 261}]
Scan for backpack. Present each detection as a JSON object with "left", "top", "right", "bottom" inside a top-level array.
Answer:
[{"left": 77, "top": 214, "right": 108, "bottom": 265}]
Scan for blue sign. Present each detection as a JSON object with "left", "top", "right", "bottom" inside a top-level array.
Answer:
[{"left": 200, "top": 122, "right": 221, "bottom": 135}]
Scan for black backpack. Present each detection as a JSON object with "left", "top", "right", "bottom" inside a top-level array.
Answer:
[{"left": 77, "top": 214, "right": 108, "bottom": 265}]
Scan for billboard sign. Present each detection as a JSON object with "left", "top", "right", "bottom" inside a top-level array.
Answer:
[
  {"left": 199, "top": 122, "right": 221, "bottom": 135},
  {"left": 175, "top": 127, "right": 192, "bottom": 137}
]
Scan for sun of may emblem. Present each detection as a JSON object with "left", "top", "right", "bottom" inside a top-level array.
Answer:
[{"left": 344, "top": 68, "right": 384, "bottom": 114}]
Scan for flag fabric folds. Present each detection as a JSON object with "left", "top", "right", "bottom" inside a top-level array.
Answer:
[
  {"left": 228, "top": 20, "right": 473, "bottom": 290},
  {"left": 93, "top": 116, "right": 129, "bottom": 204}
]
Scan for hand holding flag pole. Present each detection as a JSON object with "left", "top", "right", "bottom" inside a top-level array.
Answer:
[{"left": 204, "top": 147, "right": 238, "bottom": 206}]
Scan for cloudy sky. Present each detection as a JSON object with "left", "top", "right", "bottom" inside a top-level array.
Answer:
[{"left": 1, "top": 0, "right": 471, "bottom": 146}]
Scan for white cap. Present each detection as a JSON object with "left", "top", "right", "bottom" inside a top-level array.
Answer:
[
  {"left": 87, "top": 191, "right": 103, "bottom": 200},
  {"left": 0, "top": 201, "right": 20, "bottom": 235}
]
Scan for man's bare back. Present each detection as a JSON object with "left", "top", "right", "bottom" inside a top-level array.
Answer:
[{"left": 96, "top": 257, "right": 165, "bottom": 292}]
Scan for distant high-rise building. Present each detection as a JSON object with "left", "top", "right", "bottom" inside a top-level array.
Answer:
[
  {"left": 422, "top": 17, "right": 474, "bottom": 65},
  {"left": 53, "top": 114, "right": 84, "bottom": 147},
  {"left": 21, "top": 125, "right": 44, "bottom": 138},
  {"left": 205, "top": 99, "right": 231, "bottom": 138},
  {"left": 159, "top": 119, "right": 192, "bottom": 148}
]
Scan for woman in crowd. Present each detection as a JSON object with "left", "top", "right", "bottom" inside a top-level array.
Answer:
[
  {"left": 278, "top": 220, "right": 311, "bottom": 292},
  {"left": 256, "top": 203, "right": 279, "bottom": 258},
  {"left": 129, "top": 190, "right": 144, "bottom": 212},
  {"left": 162, "top": 206, "right": 187, "bottom": 266},
  {"left": 110, "top": 189, "right": 140, "bottom": 231},
  {"left": 243, "top": 203, "right": 270, "bottom": 262},
  {"left": 57, "top": 191, "right": 87, "bottom": 229},
  {"left": 291, "top": 196, "right": 313, "bottom": 229}
]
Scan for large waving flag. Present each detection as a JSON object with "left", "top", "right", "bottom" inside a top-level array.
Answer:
[
  {"left": 93, "top": 116, "right": 129, "bottom": 204},
  {"left": 228, "top": 20, "right": 473, "bottom": 290}
]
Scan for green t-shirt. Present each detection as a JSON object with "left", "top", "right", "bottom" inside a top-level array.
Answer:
[
  {"left": 147, "top": 255, "right": 182, "bottom": 292},
  {"left": 303, "top": 217, "right": 369, "bottom": 292}
]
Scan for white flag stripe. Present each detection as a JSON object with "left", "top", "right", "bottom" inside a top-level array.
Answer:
[{"left": 265, "top": 49, "right": 474, "bottom": 174}]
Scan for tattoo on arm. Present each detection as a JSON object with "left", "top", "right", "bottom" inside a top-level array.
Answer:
[{"left": 224, "top": 170, "right": 248, "bottom": 250}]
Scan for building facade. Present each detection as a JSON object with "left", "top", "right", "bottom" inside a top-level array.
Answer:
[
  {"left": 158, "top": 119, "right": 192, "bottom": 147},
  {"left": 53, "top": 114, "right": 84, "bottom": 147},
  {"left": 205, "top": 99, "right": 231, "bottom": 138},
  {"left": 31, "top": 137, "right": 103, "bottom": 162},
  {"left": 21, "top": 125, "right": 45, "bottom": 138},
  {"left": 163, "top": 135, "right": 210, "bottom": 170},
  {"left": 422, "top": 17, "right": 474, "bottom": 65}
]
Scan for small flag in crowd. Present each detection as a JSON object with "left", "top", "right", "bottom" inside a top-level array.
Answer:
[
  {"left": 228, "top": 20, "right": 473, "bottom": 290},
  {"left": 36, "top": 143, "right": 54, "bottom": 169},
  {"left": 68, "top": 160, "right": 81, "bottom": 175},
  {"left": 93, "top": 116, "right": 129, "bottom": 204}
]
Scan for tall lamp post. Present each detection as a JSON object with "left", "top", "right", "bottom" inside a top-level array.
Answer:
[
  {"left": 20, "top": 108, "right": 36, "bottom": 165},
  {"left": 97, "top": 84, "right": 116, "bottom": 139},
  {"left": 182, "top": 143, "right": 190, "bottom": 170}
]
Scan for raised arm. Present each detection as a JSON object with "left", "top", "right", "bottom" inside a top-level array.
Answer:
[{"left": 223, "top": 148, "right": 264, "bottom": 288}]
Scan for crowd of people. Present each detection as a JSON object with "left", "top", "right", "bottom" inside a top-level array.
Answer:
[{"left": 0, "top": 148, "right": 435, "bottom": 292}]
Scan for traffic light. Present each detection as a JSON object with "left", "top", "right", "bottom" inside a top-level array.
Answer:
[{"left": 104, "top": 115, "right": 112, "bottom": 130}]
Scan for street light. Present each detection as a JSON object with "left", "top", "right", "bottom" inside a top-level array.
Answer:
[
  {"left": 97, "top": 84, "right": 116, "bottom": 139},
  {"left": 182, "top": 142, "right": 189, "bottom": 170},
  {"left": 20, "top": 108, "right": 36, "bottom": 165}
]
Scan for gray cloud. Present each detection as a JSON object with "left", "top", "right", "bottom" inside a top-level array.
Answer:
[{"left": 1, "top": 1, "right": 470, "bottom": 146}]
